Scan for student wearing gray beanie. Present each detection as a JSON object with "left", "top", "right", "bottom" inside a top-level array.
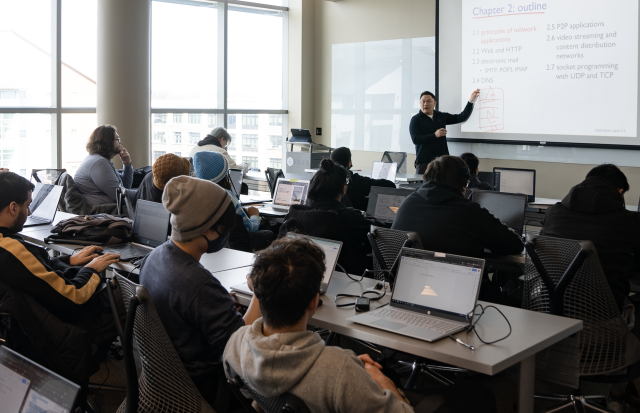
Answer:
[
  {"left": 139, "top": 175, "right": 261, "bottom": 406},
  {"left": 188, "top": 126, "right": 249, "bottom": 172}
]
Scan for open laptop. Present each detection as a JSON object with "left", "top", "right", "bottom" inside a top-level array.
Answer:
[
  {"left": 231, "top": 233, "right": 343, "bottom": 295},
  {"left": 348, "top": 248, "right": 485, "bottom": 343},
  {"left": 493, "top": 167, "right": 536, "bottom": 202},
  {"left": 101, "top": 200, "right": 171, "bottom": 260},
  {"left": 0, "top": 346, "right": 80, "bottom": 413},
  {"left": 229, "top": 168, "right": 243, "bottom": 197},
  {"left": 371, "top": 161, "right": 398, "bottom": 182},
  {"left": 472, "top": 191, "right": 527, "bottom": 235},
  {"left": 257, "top": 178, "right": 310, "bottom": 215},
  {"left": 366, "top": 187, "right": 414, "bottom": 222},
  {"left": 24, "top": 183, "right": 64, "bottom": 227}
]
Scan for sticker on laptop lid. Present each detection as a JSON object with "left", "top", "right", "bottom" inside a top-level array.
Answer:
[
  {"left": 290, "top": 179, "right": 299, "bottom": 182},
  {"left": 435, "top": 252, "right": 446, "bottom": 257}
]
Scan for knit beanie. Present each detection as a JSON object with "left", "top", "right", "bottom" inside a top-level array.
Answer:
[
  {"left": 152, "top": 153, "right": 191, "bottom": 190},
  {"left": 193, "top": 151, "right": 229, "bottom": 183},
  {"left": 162, "top": 175, "right": 231, "bottom": 242},
  {"left": 330, "top": 147, "right": 352, "bottom": 168},
  {"left": 209, "top": 126, "right": 232, "bottom": 143}
]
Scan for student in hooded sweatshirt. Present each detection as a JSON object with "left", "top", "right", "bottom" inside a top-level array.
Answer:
[
  {"left": 541, "top": 164, "right": 640, "bottom": 312},
  {"left": 223, "top": 236, "right": 497, "bottom": 413},
  {"left": 460, "top": 152, "right": 493, "bottom": 191},
  {"left": 133, "top": 153, "right": 191, "bottom": 206}
]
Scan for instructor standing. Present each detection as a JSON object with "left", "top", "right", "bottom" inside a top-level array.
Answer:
[{"left": 411, "top": 89, "right": 480, "bottom": 174}]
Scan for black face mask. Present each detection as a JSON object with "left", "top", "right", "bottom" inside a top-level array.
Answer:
[{"left": 203, "top": 232, "right": 230, "bottom": 254}]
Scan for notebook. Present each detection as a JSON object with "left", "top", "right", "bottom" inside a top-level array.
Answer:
[{"left": 24, "top": 183, "right": 63, "bottom": 227}]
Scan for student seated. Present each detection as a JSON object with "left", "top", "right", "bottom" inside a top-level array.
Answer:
[
  {"left": 193, "top": 151, "right": 275, "bottom": 251},
  {"left": 189, "top": 126, "right": 248, "bottom": 172},
  {"left": 139, "top": 175, "right": 261, "bottom": 405},
  {"left": 460, "top": 152, "right": 493, "bottom": 190},
  {"left": 541, "top": 164, "right": 640, "bottom": 312},
  {"left": 286, "top": 158, "right": 374, "bottom": 275},
  {"left": 74, "top": 125, "right": 134, "bottom": 205},
  {"left": 0, "top": 171, "right": 120, "bottom": 317},
  {"left": 224, "top": 236, "right": 497, "bottom": 413},
  {"left": 330, "top": 147, "right": 396, "bottom": 211},
  {"left": 133, "top": 153, "right": 191, "bottom": 206},
  {"left": 392, "top": 155, "right": 523, "bottom": 258}
]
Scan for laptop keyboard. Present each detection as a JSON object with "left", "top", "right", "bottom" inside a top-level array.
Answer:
[
  {"left": 373, "top": 308, "right": 465, "bottom": 334},
  {"left": 105, "top": 244, "right": 152, "bottom": 257}
]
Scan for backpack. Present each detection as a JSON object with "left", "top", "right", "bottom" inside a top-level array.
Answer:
[{"left": 44, "top": 214, "right": 134, "bottom": 246}]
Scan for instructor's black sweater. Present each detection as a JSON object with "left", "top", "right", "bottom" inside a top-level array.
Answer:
[
  {"left": 410, "top": 102, "right": 474, "bottom": 164},
  {"left": 391, "top": 181, "right": 523, "bottom": 258}
]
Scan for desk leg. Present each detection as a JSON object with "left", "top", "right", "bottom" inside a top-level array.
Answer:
[{"left": 518, "top": 355, "right": 535, "bottom": 413}]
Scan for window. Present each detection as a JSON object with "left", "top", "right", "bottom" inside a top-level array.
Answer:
[
  {"left": 189, "top": 132, "right": 200, "bottom": 144},
  {"left": 269, "top": 114, "right": 282, "bottom": 126},
  {"left": 62, "top": 114, "right": 97, "bottom": 175},
  {"left": 173, "top": 152, "right": 181, "bottom": 156},
  {"left": 188, "top": 114, "right": 201, "bottom": 124},
  {"left": 19, "top": 130, "right": 27, "bottom": 138},
  {"left": 228, "top": 133, "right": 236, "bottom": 150},
  {"left": 0, "top": 91, "right": 17, "bottom": 100},
  {"left": 269, "top": 135, "right": 282, "bottom": 149},
  {"left": 228, "top": 115, "right": 236, "bottom": 129},
  {"left": 243, "top": 156, "right": 258, "bottom": 169},
  {"left": 173, "top": 132, "right": 182, "bottom": 144},
  {"left": 153, "top": 114, "right": 167, "bottom": 123},
  {"left": 0, "top": 114, "right": 55, "bottom": 173},
  {"left": 242, "top": 134, "right": 258, "bottom": 150},
  {"left": 0, "top": 148, "right": 16, "bottom": 168},
  {"left": 153, "top": 151, "right": 166, "bottom": 162},
  {"left": 242, "top": 114, "right": 258, "bottom": 129},
  {"left": 153, "top": 132, "right": 166, "bottom": 143},
  {"left": 269, "top": 158, "right": 282, "bottom": 169},
  {"left": 208, "top": 114, "right": 216, "bottom": 128},
  {"left": 173, "top": 114, "right": 183, "bottom": 124},
  {"left": 71, "top": 129, "right": 77, "bottom": 136}
]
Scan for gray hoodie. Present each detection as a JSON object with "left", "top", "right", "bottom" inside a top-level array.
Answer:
[{"left": 223, "top": 319, "right": 413, "bottom": 413}]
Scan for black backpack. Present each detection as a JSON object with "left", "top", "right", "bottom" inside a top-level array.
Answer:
[{"left": 45, "top": 214, "right": 133, "bottom": 246}]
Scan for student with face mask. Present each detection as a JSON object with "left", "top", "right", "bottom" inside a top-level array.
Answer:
[{"left": 138, "top": 175, "right": 261, "bottom": 406}]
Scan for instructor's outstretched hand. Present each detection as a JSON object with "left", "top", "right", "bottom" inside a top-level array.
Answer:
[
  {"left": 435, "top": 128, "right": 447, "bottom": 138},
  {"left": 469, "top": 88, "right": 480, "bottom": 103}
]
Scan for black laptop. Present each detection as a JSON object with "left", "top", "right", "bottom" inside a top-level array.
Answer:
[{"left": 366, "top": 187, "right": 414, "bottom": 222}]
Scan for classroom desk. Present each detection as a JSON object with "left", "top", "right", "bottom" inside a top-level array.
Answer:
[
  {"left": 528, "top": 197, "right": 638, "bottom": 212},
  {"left": 304, "top": 168, "right": 424, "bottom": 183}
]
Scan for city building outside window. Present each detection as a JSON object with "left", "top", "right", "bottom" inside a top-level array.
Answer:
[
  {"left": 242, "top": 134, "right": 258, "bottom": 150},
  {"left": 153, "top": 132, "right": 166, "bottom": 143},
  {"left": 269, "top": 114, "right": 282, "bottom": 126},
  {"left": 242, "top": 114, "right": 258, "bottom": 129},
  {"left": 173, "top": 132, "right": 182, "bottom": 144},
  {"left": 228, "top": 114, "right": 236, "bottom": 129},
  {"left": 243, "top": 156, "right": 258, "bottom": 169},
  {"left": 173, "top": 114, "right": 183, "bottom": 124},
  {"left": 154, "top": 114, "right": 167, "bottom": 123},
  {"left": 269, "top": 158, "right": 282, "bottom": 169},
  {"left": 153, "top": 151, "right": 166, "bottom": 161},
  {"left": 189, "top": 132, "right": 200, "bottom": 144},
  {"left": 208, "top": 114, "right": 216, "bottom": 128},
  {"left": 269, "top": 135, "right": 282, "bottom": 149},
  {"left": 188, "top": 114, "right": 201, "bottom": 124}
]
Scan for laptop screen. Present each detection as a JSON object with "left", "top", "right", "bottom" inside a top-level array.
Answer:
[
  {"left": 472, "top": 191, "right": 527, "bottom": 234},
  {"left": 132, "top": 200, "right": 171, "bottom": 247},
  {"left": 30, "top": 184, "right": 62, "bottom": 221},
  {"left": 286, "top": 233, "right": 342, "bottom": 285},
  {"left": 0, "top": 346, "right": 79, "bottom": 413},
  {"left": 392, "top": 249, "right": 484, "bottom": 320},
  {"left": 229, "top": 168, "right": 243, "bottom": 197},
  {"left": 273, "top": 179, "right": 310, "bottom": 207},
  {"left": 366, "top": 187, "right": 414, "bottom": 221},
  {"left": 493, "top": 168, "right": 536, "bottom": 201},
  {"left": 371, "top": 161, "right": 397, "bottom": 182}
]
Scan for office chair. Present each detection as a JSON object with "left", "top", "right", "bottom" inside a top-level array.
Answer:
[
  {"left": 116, "top": 185, "right": 135, "bottom": 219},
  {"left": 381, "top": 151, "right": 407, "bottom": 174},
  {"left": 31, "top": 168, "right": 67, "bottom": 185},
  {"left": 367, "top": 226, "right": 422, "bottom": 287},
  {"left": 227, "top": 367, "right": 311, "bottom": 413},
  {"left": 107, "top": 275, "right": 216, "bottom": 413},
  {"left": 265, "top": 167, "right": 284, "bottom": 197},
  {"left": 523, "top": 234, "right": 640, "bottom": 412}
]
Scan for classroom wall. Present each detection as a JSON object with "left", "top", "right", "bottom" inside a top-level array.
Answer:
[{"left": 311, "top": 0, "right": 640, "bottom": 206}]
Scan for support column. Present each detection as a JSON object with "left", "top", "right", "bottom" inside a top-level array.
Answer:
[{"left": 97, "top": 0, "right": 151, "bottom": 168}]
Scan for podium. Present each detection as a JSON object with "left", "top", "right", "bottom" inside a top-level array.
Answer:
[{"left": 285, "top": 142, "right": 334, "bottom": 174}]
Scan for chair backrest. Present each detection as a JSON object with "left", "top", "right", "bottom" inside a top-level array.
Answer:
[
  {"left": 265, "top": 168, "right": 285, "bottom": 197},
  {"left": 31, "top": 169, "right": 67, "bottom": 185},
  {"left": 368, "top": 226, "right": 422, "bottom": 285},
  {"left": 109, "top": 274, "right": 215, "bottom": 413},
  {"left": 117, "top": 185, "right": 135, "bottom": 219},
  {"left": 381, "top": 152, "right": 407, "bottom": 174},
  {"left": 523, "top": 235, "right": 640, "bottom": 376}
]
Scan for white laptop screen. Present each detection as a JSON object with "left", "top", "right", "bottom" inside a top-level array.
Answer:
[
  {"left": 494, "top": 168, "right": 535, "bottom": 197},
  {"left": 273, "top": 179, "right": 309, "bottom": 207},
  {"left": 133, "top": 200, "right": 171, "bottom": 247},
  {"left": 371, "top": 161, "right": 397, "bottom": 182},
  {"left": 229, "top": 168, "right": 243, "bottom": 196},
  {"left": 392, "top": 252, "right": 483, "bottom": 318},
  {"left": 30, "top": 183, "right": 61, "bottom": 220}
]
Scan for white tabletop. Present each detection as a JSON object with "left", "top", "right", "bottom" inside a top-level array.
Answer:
[
  {"left": 304, "top": 169, "right": 423, "bottom": 183},
  {"left": 528, "top": 197, "right": 638, "bottom": 212}
]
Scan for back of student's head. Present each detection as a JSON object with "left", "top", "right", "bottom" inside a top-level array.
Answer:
[
  {"left": 86, "top": 124, "right": 117, "bottom": 158},
  {"left": 193, "top": 151, "right": 232, "bottom": 191},
  {"left": 153, "top": 153, "right": 191, "bottom": 190},
  {"left": 308, "top": 159, "right": 347, "bottom": 202},
  {"left": 586, "top": 164, "right": 630, "bottom": 193},
  {"left": 330, "top": 147, "right": 352, "bottom": 168},
  {"left": 0, "top": 172, "right": 35, "bottom": 211},
  {"left": 423, "top": 155, "right": 470, "bottom": 190},
  {"left": 460, "top": 153, "right": 479, "bottom": 176},
  {"left": 250, "top": 237, "right": 326, "bottom": 328}
]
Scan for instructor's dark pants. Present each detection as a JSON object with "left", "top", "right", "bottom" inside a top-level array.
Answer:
[{"left": 416, "top": 163, "right": 429, "bottom": 175}]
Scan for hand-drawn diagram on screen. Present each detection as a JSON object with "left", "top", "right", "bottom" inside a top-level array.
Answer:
[{"left": 478, "top": 87, "right": 504, "bottom": 132}]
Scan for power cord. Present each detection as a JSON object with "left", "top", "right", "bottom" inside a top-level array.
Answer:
[
  {"left": 464, "top": 304, "right": 512, "bottom": 345},
  {"left": 334, "top": 264, "right": 388, "bottom": 307},
  {"left": 336, "top": 263, "right": 363, "bottom": 282}
]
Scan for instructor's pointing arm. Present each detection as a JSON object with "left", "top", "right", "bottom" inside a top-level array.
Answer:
[{"left": 470, "top": 89, "right": 480, "bottom": 103}]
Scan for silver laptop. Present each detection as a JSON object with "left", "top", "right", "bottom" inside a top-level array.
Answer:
[
  {"left": 229, "top": 168, "right": 243, "bottom": 197},
  {"left": 371, "top": 161, "right": 398, "bottom": 182},
  {"left": 101, "top": 200, "right": 171, "bottom": 260},
  {"left": 0, "top": 346, "right": 80, "bottom": 413},
  {"left": 348, "top": 248, "right": 485, "bottom": 343},
  {"left": 24, "top": 183, "right": 63, "bottom": 227},
  {"left": 231, "top": 233, "right": 343, "bottom": 295},
  {"left": 258, "top": 178, "right": 310, "bottom": 215}
]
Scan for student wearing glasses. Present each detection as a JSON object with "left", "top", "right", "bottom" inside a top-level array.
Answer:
[{"left": 189, "top": 127, "right": 248, "bottom": 172}]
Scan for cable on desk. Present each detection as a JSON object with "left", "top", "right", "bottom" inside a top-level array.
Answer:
[
  {"left": 336, "top": 263, "right": 363, "bottom": 282},
  {"left": 464, "top": 304, "right": 512, "bottom": 345}
]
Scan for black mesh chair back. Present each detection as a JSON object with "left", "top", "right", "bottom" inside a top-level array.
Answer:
[
  {"left": 117, "top": 185, "right": 135, "bottom": 220},
  {"left": 523, "top": 234, "right": 640, "bottom": 376},
  {"left": 381, "top": 151, "right": 407, "bottom": 174},
  {"left": 110, "top": 274, "right": 215, "bottom": 413},
  {"left": 31, "top": 168, "right": 67, "bottom": 185},
  {"left": 367, "top": 226, "right": 422, "bottom": 285},
  {"left": 265, "top": 167, "right": 285, "bottom": 197},
  {"left": 226, "top": 367, "right": 310, "bottom": 413}
]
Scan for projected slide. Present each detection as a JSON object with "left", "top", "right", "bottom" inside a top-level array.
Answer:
[{"left": 460, "top": 0, "right": 638, "bottom": 138}]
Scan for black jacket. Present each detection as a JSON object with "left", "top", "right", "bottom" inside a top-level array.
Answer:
[
  {"left": 391, "top": 181, "right": 524, "bottom": 258},
  {"left": 541, "top": 177, "right": 640, "bottom": 310},
  {"left": 347, "top": 170, "right": 396, "bottom": 211},
  {"left": 468, "top": 175, "right": 493, "bottom": 191},
  {"left": 410, "top": 102, "right": 474, "bottom": 164},
  {"left": 133, "top": 171, "right": 163, "bottom": 206}
]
